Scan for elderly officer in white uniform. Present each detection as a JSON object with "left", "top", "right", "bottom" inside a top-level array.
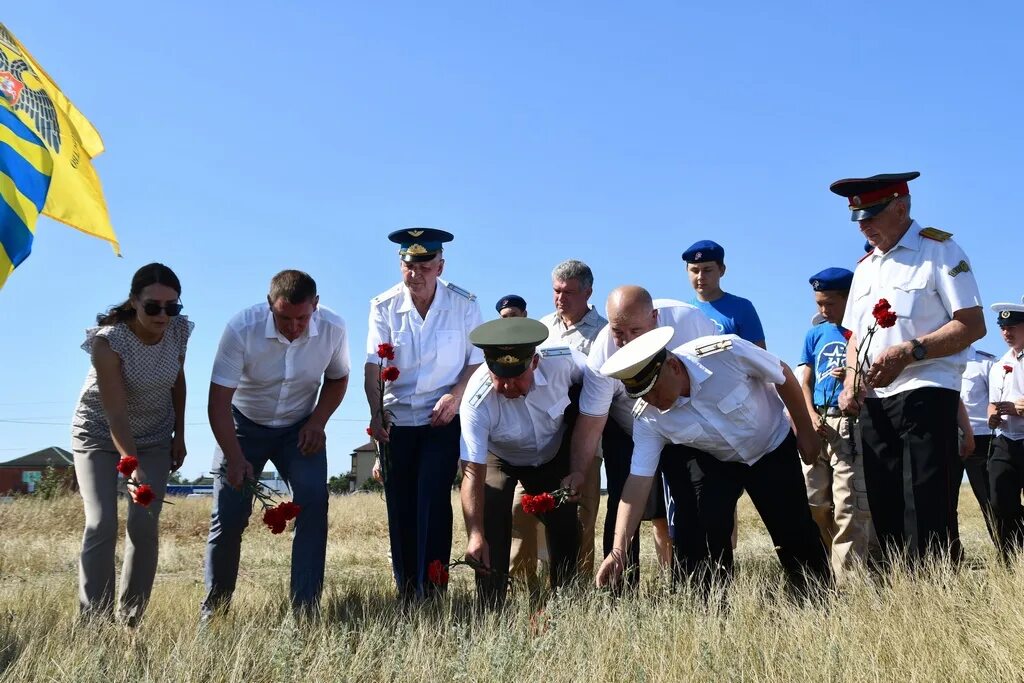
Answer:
[
  {"left": 366, "top": 228, "right": 483, "bottom": 601},
  {"left": 563, "top": 285, "right": 715, "bottom": 587},
  {"left": 987, "top": 302, "right": 1024, "bottom": 563},
  {"left": 594, "top": 328, "right": 830, "bottom": 597},
  {"left": 833, "top": 172, "right": 985, "bottom": 565},
  {"left": 460, "top": 318, "right": 586, "bottom": 608}
]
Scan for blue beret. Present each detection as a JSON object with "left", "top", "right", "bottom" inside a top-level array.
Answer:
[
  {"left": 809, "top": 267, "right": 854, "bottom": 292},
  {"left": 681, "top": 240, "right": 725, "bottom": 263},
  {"left": 495, "top": 294, "right": 527, "bottom": 313},
  {"left": 388, "top": 227, "right": 454, "bottom": 262}
]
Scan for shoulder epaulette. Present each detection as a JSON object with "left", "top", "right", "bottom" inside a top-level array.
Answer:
[
  {"left": 631, "top": 398, "right": 648, "bottom": 419},
  {"left": 370, "top": 284, "right": 403, "bottom": 305},
  {"left": 467, "top": 375, "right": 493, "bottom": 408},
  {"left": 539, "top": 346, "right": 571, "bottom": 358},
  {"left": 976, "top": 350, "right": 997, "bottom": 359},
  {"left": 920, "top": 227, "right": 952, "bottom": 242},
  {"left": 445, "top": 281, "right": 477, "bottom": 301},
  {"left": 694, "top": 338, "right": 733, "bottom": 358}
]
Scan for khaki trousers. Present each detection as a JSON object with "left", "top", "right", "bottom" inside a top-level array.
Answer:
[
  {"left": 509, "top": 451, "right": 602, "bottom": 581},
  {"left": 801, "top": 415, "right": 874, "bottom": 579},
  {"left": 73, "top": 434, "right": 171, "bottom": 623}
]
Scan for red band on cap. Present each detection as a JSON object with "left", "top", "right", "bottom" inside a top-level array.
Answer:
[{"left": 849, "top": 182, "right": 910, "bottom": 210}]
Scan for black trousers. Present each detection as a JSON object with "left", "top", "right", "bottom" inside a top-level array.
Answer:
[
  {"left": 602, "top": 419, "right": 669, "bottom": 590},
  {"left": 989, "top": 435, "right": 1024, "bottom": 563},
  {"left": 661, "top": 433, "right": 831, "bottom": 596},
  {"left": 479, "top": 439, "right": 580, "bottom": 608},
  {"left": 949, "top": 434, "right": 997, "bottom": 547},
  {"left": 861, "top": 387, "right": 961, "bottom": 564}
]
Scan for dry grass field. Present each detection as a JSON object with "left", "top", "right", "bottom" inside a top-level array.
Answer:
[{"left": 1, "top": 488, "right": 1023, "bottom": 682}]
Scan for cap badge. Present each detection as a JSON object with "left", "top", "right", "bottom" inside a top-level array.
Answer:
[
  {"left": 1001, "top": 310, "right": 1011, "bottom": 319},
  {"left": 405, "top": 243, "right": 428, "bottom": 255},
  {"left": 407, "top": 230, "right": 424, "bottom": 237},
  {"left": 495, "top": 354, "right": 520, "bottom": 365},
  {"left": 851, "top": 195, "right": 861, "bottom": 206},
  {"left": 812, "top": 280, "right": 820, "bottom": 289},
  {"left": 694, "top": 251, "right": 702, "bottom": 260}
]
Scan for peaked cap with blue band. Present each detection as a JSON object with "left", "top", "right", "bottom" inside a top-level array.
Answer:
[{"left": 388, "top": 227, "right": 454, "bottom": 262}]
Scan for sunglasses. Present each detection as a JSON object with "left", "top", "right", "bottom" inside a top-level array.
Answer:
[{"left": 142, "top": 301, "right": 183, "bottom": 316}]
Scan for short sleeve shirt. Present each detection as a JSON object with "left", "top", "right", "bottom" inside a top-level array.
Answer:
[
  {"left": 538, "top": 306, "right": 607, "bottom": 356},
  {"left": 211, "top": 303, "right": 350, "bottom": 427},
  {"left": 688, "top": 293, "right": 765, "bottom": 345},
  {"left": 367, "top": 279, "right": 484, "bottom": 426},
  {"left": 73, "top": 315, "right": 194, "bottom": 445},
  {"left": 990, "top": 348, "right": 1024, "bottom": 439},
  {"left": 843, "top": 222, "right": 983, "bottom": 397},
  {"left": 798, "top": 322, "right": 849, "bottom": 408},
  {"left": 630, "top": 335, "right": 790, "bottom": 476},
  {"left": 960, "top": 348, "right": 996, "bottom": 436},
  {"left": 580, "top": 299, "right": 716, "bottom": 434},
  {"left": 459, "top": 350, "right": 586, "bottom": 467}
]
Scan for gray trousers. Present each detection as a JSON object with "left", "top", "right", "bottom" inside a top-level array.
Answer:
[{"left": 72, "top": 433, "right": 171, "bottom": 623}]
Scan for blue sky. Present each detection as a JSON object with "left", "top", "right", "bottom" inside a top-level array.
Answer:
[{"left": 2, "top": 1, "right": 1021, "bottom": 480}]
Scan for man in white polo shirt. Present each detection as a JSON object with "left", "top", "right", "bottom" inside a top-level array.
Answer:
[
  {"left": 201, "top": 270, "right": 350, "bottom": 619},
  {"left": 594, "top": 328, "right": 829, "bottom": 597}
]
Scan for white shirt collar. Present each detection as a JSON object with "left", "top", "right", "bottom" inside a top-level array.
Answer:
[{"left": 397, "top": 281, "right": 451, "bottom": 314}]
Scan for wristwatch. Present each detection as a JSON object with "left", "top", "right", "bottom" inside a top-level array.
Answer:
[{"left": 910, "top": 338, "right": 927, "bottom": 361}]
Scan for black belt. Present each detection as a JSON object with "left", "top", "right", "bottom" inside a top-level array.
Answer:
[{"left": 815, "top": 406, "right": 843, "bottom": 417}]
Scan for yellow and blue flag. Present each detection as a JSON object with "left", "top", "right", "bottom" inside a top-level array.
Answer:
[{"left": 0, "top": 23, "right": 118, "bottom": 289}]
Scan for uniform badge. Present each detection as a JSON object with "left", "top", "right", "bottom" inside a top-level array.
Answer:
[
  {"left": 495, "top": 354, "right": 520, "bottom": 365},
  {"left": 1002, "top": 310, "right": 1011, "bottom": 319},
  {"left": 695, "top": 339, "right": 733, "bottom": 357},
  {"left": 948, "top": 260, "right": 970, "bottom": 277},
  {"left": 407, "top": 229, "right": 424, "bottom": 237},
  {"left": 405, "top": 243, "right": 428, "bottom": 255},
  {"left": 694, "top": 251, "right": 703, "bottom": 261}
]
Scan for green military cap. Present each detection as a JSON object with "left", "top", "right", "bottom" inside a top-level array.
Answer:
[
  {"left": 470, "top": 318, "right": 549, "bottom": 378},
  {"left": 600, "top": 327, "right": 675, "bottom": 398}
]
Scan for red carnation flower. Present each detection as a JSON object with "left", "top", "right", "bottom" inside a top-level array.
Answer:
[
  {"left": 876, "top": 311, "right": 898, "bottom": 328},
  {"left": 534, "top": 492, "right": 557, "bottom": 513},
  {"left": 427, "top": 559, "right": 449, "bottom": 586},
  {"left": 366, "top": 426, "right": 374, "bottom": 436},
  {"left": 872, "top": 299, "right": 892, "bottom": 317},
  {"left": 841, "top": 329, "right": 853, "bottom": 341},
  {"left": 381, "top": 366, "right": 401, "bottom": 382},
  {"left": 263, "top": 506, "right": 287, "bottom": 534},
  {"left": 1004, "top": 365, "right": 1014, "bottom": 374},
  {"left": 116, "top": 456, "right": 139, "bottom": 477},
  {"left": 377, "top": 343, "right": 396, "bottom": 360},
  {"left": 277, "top": 501, "right": 302, "bottom": 521},
  {"left": 131, "top": 483, "right": 155, "bottom": 507},
  {"left": 521, "top": 494, "right": 537, "bottom": 514}
]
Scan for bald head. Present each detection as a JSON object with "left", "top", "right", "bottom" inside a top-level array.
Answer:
[{"left": 606, "top": 286, "right": 659, "bottom": 348}]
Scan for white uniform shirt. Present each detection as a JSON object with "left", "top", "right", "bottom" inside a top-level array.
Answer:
[
  {"left": 539, "top": 306, "right": 607, "bottom": 356},
  {"left": 630, "top": 335, "right": 790, "bottom": 476},
  {"left": 211, "top": 303, "right": 350, "bottom": 427},
  {"left": 843, "top": 222, "right": 983, "bottom": 398},
  {"left": 990, "top": 348, "right": 1024, "bottom": 440},
  {"left": 460, "top": 349, "right": 586, "bottom": 467},
  {"left": 580, "top": 299, "right": 716, "bottom": 434},
  {"left": 367, "top": 279, "right": 484, "bottom": 426},
  {"left": 960, "top": 347, "right": 996, "bottom": 436}
]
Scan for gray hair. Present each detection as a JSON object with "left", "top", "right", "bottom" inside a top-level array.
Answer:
[{"left": 551, "top": 259, "right": 594, "bottom": 290}]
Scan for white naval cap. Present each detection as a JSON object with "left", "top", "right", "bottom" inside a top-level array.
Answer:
[
  {"left": 991, "top": 301, "right": 1024, "bottom": 327},
  {"left": 599, "top": 326, "right": 675, "bottom": 398}
]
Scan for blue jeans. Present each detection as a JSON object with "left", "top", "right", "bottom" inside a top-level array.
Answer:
[
  {"left": 384, "top": 418, "right": 461, "bottom": 600},
  {"left": 201, "top": 408, "right": 328, "bottom": 615}
]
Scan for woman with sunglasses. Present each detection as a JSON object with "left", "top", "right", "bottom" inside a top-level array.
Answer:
[{"left": 71, "top": 262, "right": 193, "bottom": 625}]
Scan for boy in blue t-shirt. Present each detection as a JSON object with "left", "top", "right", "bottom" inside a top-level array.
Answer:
[
  {"left": 681, "top": 240, "right": 766, "bottom": 348},
  {"left": 797, "top": 267, "right": 874, "bottom": 579}
]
